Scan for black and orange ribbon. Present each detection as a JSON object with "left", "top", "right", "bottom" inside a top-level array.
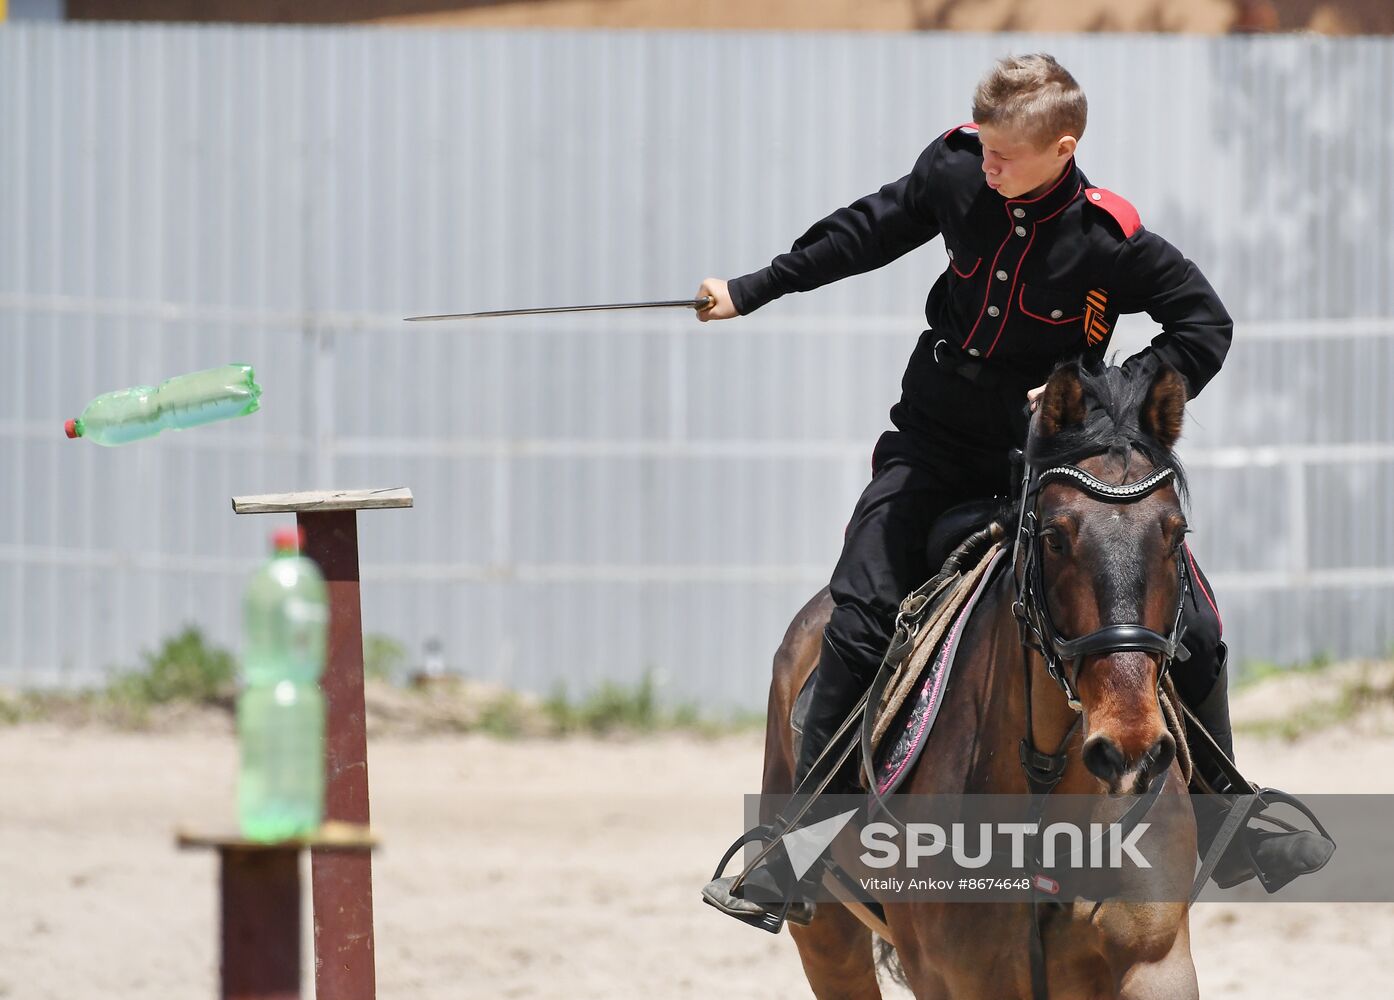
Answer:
[{"left": 1084, "top": 289, "right": 1110, "bottom": 345}]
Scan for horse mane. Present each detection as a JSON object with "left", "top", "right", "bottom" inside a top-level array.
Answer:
[{"left": 1023, "top": 356, "right": 1189, "bottom": 507}]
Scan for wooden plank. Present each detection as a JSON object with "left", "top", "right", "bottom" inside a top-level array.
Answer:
[
  {"left": 177, "top": 821, "right": 379, "bottom": 852},
  {"left": 231, "top": 487, "right": 413, "bottom": 514}
]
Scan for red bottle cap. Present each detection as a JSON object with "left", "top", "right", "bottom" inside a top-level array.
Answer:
[
  {"left": 272, "top": 526, "right": 306, "bottom": 553},
  {"left": 64, "top": 419, "right": 79, "bottom": 439}
]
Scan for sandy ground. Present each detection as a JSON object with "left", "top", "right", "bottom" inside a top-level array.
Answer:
[{"left": 2, "top": 667, "right": 1393, "bottom": 999}]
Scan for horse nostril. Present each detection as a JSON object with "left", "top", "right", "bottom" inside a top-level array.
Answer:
[
  {"left": 1144, "top": 734, "right": 1176, "bottom": 780},
  {"left": 1082, "top": 736, "right": 1126, "bottom": 782}
]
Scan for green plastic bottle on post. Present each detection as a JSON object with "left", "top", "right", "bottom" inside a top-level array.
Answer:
[
  {"left": 238, "top": 527, "right": 327, "bottom": 841},
  {"left": 64, "top": 363, "right": 261, "bottom": 445}
]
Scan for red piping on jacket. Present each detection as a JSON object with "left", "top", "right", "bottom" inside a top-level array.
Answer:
[
  {"left": 1016, "top": 286, "right": 1083, "bottom": 325},
  {"left": 982, "top": 183, "right": 1084, "bottom": 358},
  {"left": 1007, "top": 160, "right": 1076, "bottom": 207},
  {"left": 1185, "top": 542, "right": 1224, "bottom": 638},
  {"left": 950, "top": 255, "right": 980, "bottom": 279},
  {"left": 984, "top": 225, "right": 1038, "bottom": 357},
  {"left": 962, "top": 224, "right": 1014, "bottom": 349},
  {"left": 963, "top": 170, "right": 1080, "bottom": 351}
]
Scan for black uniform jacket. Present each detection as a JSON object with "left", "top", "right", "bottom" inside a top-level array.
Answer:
[{"left": 728, "top": 124, "right": 1233, "bottom": 400}]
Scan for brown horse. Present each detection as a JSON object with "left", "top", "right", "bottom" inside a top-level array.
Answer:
[{"left": 760, "top": 362, "right": 1200, "bottom": 999}]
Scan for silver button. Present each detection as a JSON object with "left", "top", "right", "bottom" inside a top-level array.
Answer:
[
  {"left": 967, "top": 348, "right": 982, "bottom": 357},
  {"left": 987, "top": 305, "right": 1000, "bottom": 317},
  {"left": 1091, "top": 192, "right": 1103, "bottom": 201},
  {"left": 1015, "top": 226, "right": 1026, "bottom": 237},
  {"left": 1013, "top": 208, "right": 1026, "bottom": 218},
  {"left": 996, "top": 270, "right": 1008, "bottom": 281},
  {"left": 1050, "top": 309, "right": 1063, "bottom": 319}
]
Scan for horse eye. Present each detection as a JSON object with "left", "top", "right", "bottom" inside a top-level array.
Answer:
[{"left": 1042, "top": 530, "right": 1065, "bottom": 553}]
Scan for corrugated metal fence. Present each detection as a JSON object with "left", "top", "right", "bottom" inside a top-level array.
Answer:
[{"left": 1, "top": 24, "right": 1391, "bottom": 707}]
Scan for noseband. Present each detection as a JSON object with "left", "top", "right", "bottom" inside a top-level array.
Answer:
[{"left": 1012, "top": 461, "right": 1191, "bottom": 712}]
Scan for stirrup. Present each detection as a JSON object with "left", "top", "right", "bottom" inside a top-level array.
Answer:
[
  {"left": 1197, "top": 787, "right": 1336, "bottom": 896},
  {"left": 701, "top": 874, "right": 815, "bottom": 933},
  {"left": 701, "top": 825, "right": 815, "bottom": 933},
  {"left": 1237, "top": 788, "right": 1336, "bottom": 893}
]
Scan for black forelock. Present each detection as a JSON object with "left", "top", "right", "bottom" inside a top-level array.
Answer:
[{"left": 1024, "top": 355, "right": 1189, "bottom": 507}]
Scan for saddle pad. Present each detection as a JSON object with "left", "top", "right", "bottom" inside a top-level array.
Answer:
[
  {"left": 872, "top": 547, "right": 1007, "bottom": 797},
  {"left": 789, "top": 577, "right": 958, "bottom": 741}
]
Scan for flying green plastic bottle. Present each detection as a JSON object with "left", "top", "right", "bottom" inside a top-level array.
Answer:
[
  {"left": 238, "top": 527, "right": 327, "bottom": 841},
  {"left": 64, "top": 364, "right": 261, "bottom": 445}
]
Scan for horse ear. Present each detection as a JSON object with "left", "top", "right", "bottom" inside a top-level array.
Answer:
[
  {"left": 1140, "top": 365, "right": 1187, "bottom": 451},
  {"left": 1037, "top": 363, "right": 1087, "bottom": 439}
]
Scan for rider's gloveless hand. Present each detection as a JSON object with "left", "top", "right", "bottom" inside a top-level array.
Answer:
[{"left": 695, "top": 278, "right": 739, "bottom": 322}]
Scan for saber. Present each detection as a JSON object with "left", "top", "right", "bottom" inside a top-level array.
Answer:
[{"left": 404, "top": 296, "right": 714, "bottom": 322}]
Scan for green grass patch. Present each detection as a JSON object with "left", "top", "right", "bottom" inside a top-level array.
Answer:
[
  {"left": 1, "top": 637, "right": 769, "bottom": 739},
  {"left": 106, "top": 626, "right": 236, "bottom": 711},
  {"left": 363, "top": 634, "right": 407, "bottom": 684},
  {"left": 1233, "top": 651, "right": 1334, "bottom": 690},
  {"left": 1234, "top": 666, "right": 1394, "bottom": 742},
  {"left": 545, "top": 674, "right": 660, "bottom": 735},
  {"left": 474, "top": 690, "right": 535, "bottom": 738},
  {"left": 0, "top": 626, "right": 238, "bottom": 730},
  {"left": 0, "top": 691, "right": 26, "bottom": 726},
  {"left": 528, "top": 673, "right": 762, "bottom": 738}
]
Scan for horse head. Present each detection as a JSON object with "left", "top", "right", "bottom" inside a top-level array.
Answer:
[{"left": 1024, "top": 358, "right": 1191, "bottom": 795}]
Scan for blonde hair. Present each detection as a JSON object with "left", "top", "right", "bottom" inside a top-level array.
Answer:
[{"left": 972, "top": 54, "right": 1087, "bottom": 147}]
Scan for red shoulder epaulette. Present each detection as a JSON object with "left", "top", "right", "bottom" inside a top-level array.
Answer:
[
  {"left": 942, "top": 121, "right": 980, "bottom": 140},
  {"left": 1084, "top": 187, "right": 1142, "bottom": 237}
]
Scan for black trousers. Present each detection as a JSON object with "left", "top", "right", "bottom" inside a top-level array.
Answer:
[{"left": 823, "top": 336, "right": 1227, "bottom": 720}]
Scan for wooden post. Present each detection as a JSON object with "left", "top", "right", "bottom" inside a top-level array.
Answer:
[
  {"left": 178, "top": 826, "right": 378, "bottom": 1000},
  {"left": 231, "top": 487, "right": 412, "bottom": 1000}
]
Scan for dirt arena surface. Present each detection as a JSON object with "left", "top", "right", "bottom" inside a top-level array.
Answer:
[{"left": 3, "top": 665, "right": 1392, "bottom": 999}]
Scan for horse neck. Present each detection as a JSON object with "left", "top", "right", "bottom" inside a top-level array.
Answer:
[{"left": 979, "top": 569, "right": 1098, "bottom": 794}]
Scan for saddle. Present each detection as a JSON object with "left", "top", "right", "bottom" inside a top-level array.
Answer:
[
  {"left": 705, "top": 502, "right": 1009, "bottom": 935},
  {"left": 793, "top": 497, "right": 1010, "bottom": 785},
  {"left": 791, "top": 496, "right": 1009, "bottom": 736},
  {"left": 868, "top": 543, "right": 1008, "bottom": 795}
]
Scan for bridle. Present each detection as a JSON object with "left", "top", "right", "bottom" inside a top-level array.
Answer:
[
  {"left": 1012, "top": 459, "right": 1191, "bottom": 719},
  {"left": 1009, "top": 452, "right": 1193, "bottom": 1000}
]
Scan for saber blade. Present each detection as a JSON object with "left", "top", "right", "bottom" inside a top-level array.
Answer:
[{"left": 404, "top": 296, "right": 713, "bottom": 322}]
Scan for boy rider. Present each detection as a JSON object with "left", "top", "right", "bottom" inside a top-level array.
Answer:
[{"left": 698, "top": 53, "right": 1333, "bottom": 926}]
